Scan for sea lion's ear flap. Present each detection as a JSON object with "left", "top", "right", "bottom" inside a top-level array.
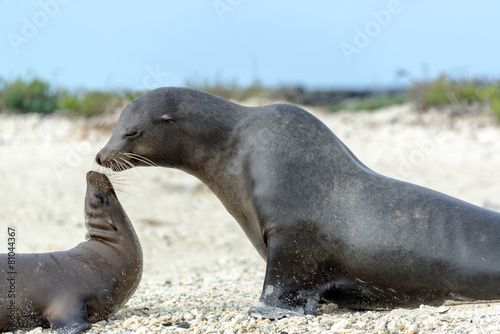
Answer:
[{"left": 161, "top": 114, "right": 176, "bottom": 123}]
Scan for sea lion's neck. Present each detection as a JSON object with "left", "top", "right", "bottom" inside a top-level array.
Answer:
[
  {"left": 84, "top": 207, "right": 139, "bottom": 254},
  {"left": 85, "top": 214, "right": 120, "bottom": 245},
  {"left": 81, "top": 211, "right": 142, "bottom": 286},
  {"left": 175, "top": 104, "right": 244, "bottom": 176}
]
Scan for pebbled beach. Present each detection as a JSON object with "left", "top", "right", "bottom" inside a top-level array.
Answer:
[{"left": 2, "top": 103, "right": 500, "bottom": 333}]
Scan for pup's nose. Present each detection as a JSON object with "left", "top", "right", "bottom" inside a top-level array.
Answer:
[{"left": 95, "top": 152, "right": 102, "bottom": 165}]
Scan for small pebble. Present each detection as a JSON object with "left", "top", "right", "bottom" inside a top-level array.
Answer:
[{"left": 176, "top": 321, "right": 191, "bottom": 329}]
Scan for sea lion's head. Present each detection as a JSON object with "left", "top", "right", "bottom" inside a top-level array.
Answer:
[
  {"left": 95, "top": 87, "right": 192, "bottom": 171},
  {"left": 84, "top": 171, "right": 123, "bottom": 233},
  {"left": 86, "top": 170, "right": 117, "bottom": 201},
  {"left": 95, "top": 87, "right": 237, "bottom": 173}
]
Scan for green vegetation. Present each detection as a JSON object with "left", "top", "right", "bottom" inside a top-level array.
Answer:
[
  {"left": 0, "top": 76, "right": 146, "bottom": 117},
  {"left": 185, "top": 78, "right": 278, "bottom": 101},
  {"left": 0, "top": 78, "right": 4, "bottom": 111},
  {"left": 2, "top": 77, "right": 58, "bottom": 114},
  {"left": 0, "top": 75, "right": 499, "bottom": 121},
  {"left": 58, "top": 89, "right": 146, "bottom": 117},
  {"left": 406, "top": 74, "right": 500, "bottom": 117},
  {"left": 328, "top": 94, "right": 405, "bottom": 112},
  {"left": 482, "top": 85, "right": 500, "bottom": 119},
  {"left": 59, "top": 90, "right": 129, "bottom": 118}
]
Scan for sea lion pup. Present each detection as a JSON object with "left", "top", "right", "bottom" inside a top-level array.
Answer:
[
  {"left": 96, "top": 87, "right": 500, "bottom": 319},
  {"left": 0, "top": 171, "right": 143, "bottom": 333}
]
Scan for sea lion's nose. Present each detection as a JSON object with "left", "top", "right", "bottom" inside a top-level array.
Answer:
[{"left": 95, "top": 152, "right": 102, "bottom": 165}]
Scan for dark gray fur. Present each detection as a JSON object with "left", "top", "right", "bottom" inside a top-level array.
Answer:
[
  {"left": 96, "top": 87, "right": 500, "bottom": 318},
  {"left": 0, "top": 172, "right": 143, "bottom": 333}
]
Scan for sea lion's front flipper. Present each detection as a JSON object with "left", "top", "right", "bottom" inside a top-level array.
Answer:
[
  {"left": 46, "top": 296, "right": 92, "bottom": 334},
  {"left": 53, "top": 321, "right": 92, "bottom": 334},
  {"left": 249, "top": 231, "right": 323, "bottom": 319},
  {"left": 249, "top": 304, "right": 304, "bottom": 319}
]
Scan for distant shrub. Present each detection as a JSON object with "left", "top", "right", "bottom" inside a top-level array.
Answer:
[
  {"left": 186, "top": 78, "right": 278, "bottom": 101},
  {"left": 0, "top": 77, "right": 4, "bottom": 111},
  {"left": 407, "top": 75, "right": 482, "bottom": 110},
  {"left": 406, "top": 74, "right": 500, "bottom": 120},
  {"left": 59, "top": 91, "right": 125, "bottom": 118},
  {"left": 329, "top": 94, "right": 405, "bottom": 112},
  {"left": 356, "top": 95, "right": 405, "bottom": 111},
  {"left": 122, "top": 90, "right": 145, "bottom": 102},
  {"left": 2, "top": 77, "right": 58, "bottom": 114},
  {"left": 476, "top": 83, "right": 500, "bottom": 119},
  {"left": 0, "top": 77, "right": 146, "bottom": 117},
  {"left": 492, "top": 95, "right": 500, "bottom": 119}
]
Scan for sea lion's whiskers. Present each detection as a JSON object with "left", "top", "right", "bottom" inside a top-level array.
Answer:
[
  {"left": 102, "top": 165, "right": 126, "bottom": 180},
  {"left": 94, "top": 162, "right": 110, "bottom": 174},
  {"left": 116, "top": 157, "right": 143, "bottom": 180},
  {"left": 124, "top": 161, "right": 144, "bottom": 179},
  {"left": 112, "top": 154, "right": 154, "bottom": 186},
  {"left": 105, "top": 180, "right": 136, "bottom": 191},
  {"left": 93, "top": 167, "right": 135, "bottom": 196},
  {"left": 119, "top": 157, "right": 137, "bottom": 170},
  {"left": 119, "top": 159, "right": 128, "bottom": 172},
  {"left": 112, "top": 158, "right": 127, "bottom": 172},
  {"left": 90, "top": 175, "right": 113, "bottom": 192},
  {"left": 109, "top": 160, "right": 118, "bottom": 172},
  {"left": 109, "top": 153, "right": 158, "bottom": 188},
  {"left": 112, "top": 158, "right": 141, "bottom": 181},
  {"left": 110, "top": 185, "right": 136, "bottom": 197},
  {"left": 92, "top": 162, "right": 114, "bottom": 180},
  {"left": 124, "top": 153, "right": 157, "bottom": 167},
  {"left": 96, "top": 158, "right": 146, "bottom": 198},
  {"left": 101, "top": 179, "right": 135, "bottom": 196},
  {"left": 110, "top": 158, "right": 122, "bottom": 172}
]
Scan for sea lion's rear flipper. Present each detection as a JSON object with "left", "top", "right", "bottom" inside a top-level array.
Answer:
[{"left": 46, "top": 297, "right": 92, "bottom": 334}]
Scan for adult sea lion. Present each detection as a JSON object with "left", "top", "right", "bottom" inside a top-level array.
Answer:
[
  {"left": 96, "top": 87, "right": 500, "bottom": 318},
  {"left": 0, "top": 172, "right": 143, "bottom": 333}
]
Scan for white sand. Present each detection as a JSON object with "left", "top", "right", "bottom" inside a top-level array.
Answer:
[{"left": 2, "top": 104, "right": 500, "bottom": 333}]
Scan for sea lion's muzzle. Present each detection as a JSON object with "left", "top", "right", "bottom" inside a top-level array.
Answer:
[
  {"left": 95, "top": 152, "right": 102, "bottom": 165},
  {"left": 95, "top": 149, "right": 140, "bottom": 172},
  {"left": 95, "top": 149, "right": 120, "bottom": 169}
]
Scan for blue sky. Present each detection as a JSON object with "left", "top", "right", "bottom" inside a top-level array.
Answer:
[{"left": 1, "top": 0, "right": 499, "bottom": 91}]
